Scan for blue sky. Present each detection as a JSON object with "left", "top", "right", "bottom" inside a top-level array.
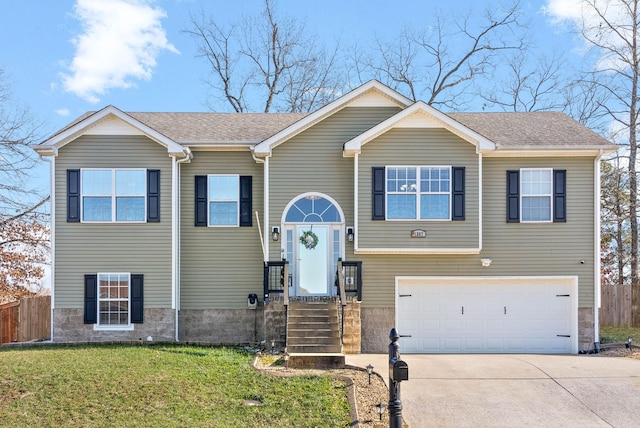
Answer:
[{"left": 1, "top": 0, "right": 584, "bottom": 193}]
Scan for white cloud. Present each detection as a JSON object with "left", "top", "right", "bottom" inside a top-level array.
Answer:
[
  {"left": 55, "top": 108, "right": 71, "bottom": 116},
  {"left": 543, "top": 0, "right": 634, "bottom": 72},
  {"left": 61, "top": 0, "right": 179, "bottom": 103}
]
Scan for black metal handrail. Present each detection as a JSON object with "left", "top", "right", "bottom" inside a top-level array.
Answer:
[
  {"left": 263, "top": 261, "right": 289, "bottom": 304},
  {"left": 341, "top": 261, "right": 362, "bottom": 301}
]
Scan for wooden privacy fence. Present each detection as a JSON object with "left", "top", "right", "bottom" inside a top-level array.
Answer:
[
  {"left": 600, "top": 283, "right": 632, "bottom": 327},
  {"left": 0, "top": 296, "right": 50, "bottom": 344}
]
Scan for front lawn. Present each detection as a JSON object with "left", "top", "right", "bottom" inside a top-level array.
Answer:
[
  {"left": 0, "top": 344, "right": 351, "bottom": 427},
  {"left": 600, "top": 326, "right": 640, "bottom": 344}
]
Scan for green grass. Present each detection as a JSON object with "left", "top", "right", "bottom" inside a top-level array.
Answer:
[
  {"left": 600, "top": 326, "right": 640, "bottom": 344},
  {"left": 0, "top": 344, "right": 351, "bottom": 427}
]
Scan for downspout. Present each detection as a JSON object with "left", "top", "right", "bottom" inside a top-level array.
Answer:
[
  {"left": 478, "top": 154, "right": 483, "bottom": 251},
  {"left": 594, "top": 149, "right": 604, "bottom": 345},
  {"left": 174, "top": 149, "right": 192, "bottom": 342},
  {"left": 353, "top": 153, "right": 359, "bottom": 252},
  {"left": 39, "top": 153, "right": 55, "bottom": 342},
  {"left": 251, "top": 149, "right": 269, "bottom": 262}
]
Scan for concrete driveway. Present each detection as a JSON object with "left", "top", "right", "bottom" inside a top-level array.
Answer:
[{"left": 346, "top": 353, "right": 640, "bottom": 427}]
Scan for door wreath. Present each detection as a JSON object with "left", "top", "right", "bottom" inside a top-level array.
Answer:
[{"left": 300, "top": 230, "right": 319, "bottom": 250}]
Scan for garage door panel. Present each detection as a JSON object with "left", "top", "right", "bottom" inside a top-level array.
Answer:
[
  {"left": 486, "top": 338, "right": 506, "bottom": 351},
  {"left": 397, "top": 277, "right": 576, "bottom": 354}
]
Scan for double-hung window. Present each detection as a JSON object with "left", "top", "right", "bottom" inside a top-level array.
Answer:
[
  {"left": 386, "top": 166, "right": 451, "bottom": 220},
  {"left": 521, "top": 168, "right": 552, "bottom": 222},
  {"left": 81, "top": 169, "right": 146, "bottom": 222},
  {"left": 506, "top": 168, "right": 566, "bottom": 223},
  {"left": 194, "top": 174, "right": 252, "bottom": 227},
  {"left": 84, "top": 272, "right": 144, "bottom": 328},
  {"left": 98, "top": 273, "right": 131, "bottom": 327},
  {"left": 208, "top": 175, "right": 239, "bottom": 226}
]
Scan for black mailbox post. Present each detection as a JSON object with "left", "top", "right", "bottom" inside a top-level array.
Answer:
[{"left": 388, "top": 328, "right": 408, "bottom": 428}]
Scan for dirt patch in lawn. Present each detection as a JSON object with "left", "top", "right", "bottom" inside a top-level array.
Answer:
[{"left": 254, "top": 354, "right": 399, "bottom": 427}]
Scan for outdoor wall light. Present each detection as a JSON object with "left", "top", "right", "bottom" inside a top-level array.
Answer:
[
  {"left": 481, "top": 258, "right": 492, "bottom": 267},
  {"left": 366, "top": 364, "right": 374, "bottom": 384},
  {"left": 271, "top": 227, "right": 280, "bottom": 241},
  {"left": 375, "top": 403, "right": 386, "bottom": 421},
  {"left": 346, "top": 227, "right": 354, "bottom": 242}
]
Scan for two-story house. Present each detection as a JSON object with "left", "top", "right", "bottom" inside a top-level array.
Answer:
[{"left": 33, "top": 81, "right": 616, "bottom": 355}]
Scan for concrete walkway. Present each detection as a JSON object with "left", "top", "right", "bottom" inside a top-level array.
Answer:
[{"left": 346, "top": 353, "right": 640, "bottom": 427}]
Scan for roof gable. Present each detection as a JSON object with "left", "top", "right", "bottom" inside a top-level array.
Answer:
[
  {"left": 34, "top": 105, "right": 188, "bottom": 158},
  {"left": 252, "top": 80, "right": 413, "bottom": 157},
  {"left": 343, "top": 101, "right": 496, "bottom": 156}
]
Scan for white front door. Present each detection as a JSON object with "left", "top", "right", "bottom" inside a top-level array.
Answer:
[
  {"left": 296, "top": 225, "right": 329, "bottom": 295},
  {"left": 282, "top": 193, "right": 345, "bottom": 297}
]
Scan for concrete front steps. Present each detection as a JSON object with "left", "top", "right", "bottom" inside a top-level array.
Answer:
[{"left": 286, "top": 300, "right": 345, "bottom": 369}]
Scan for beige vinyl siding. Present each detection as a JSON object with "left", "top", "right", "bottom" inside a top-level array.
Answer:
[
  {"left": 357, "top": 128, "right": 479, "bottom": 249},
  {"left": 268, "top": 107, "right": 401, "bottom": 260},
  {"left": 482, "top": 157, "right": 595, "bottom": 308},
  {"left": 180, "top": 151, "right": 264, "bottom": 309},
  {"left": 354, "top": 156, "right": 596, "bottom": 308},
  {"left": 54, "top": 135, "right": 173, "bottom": 308}
]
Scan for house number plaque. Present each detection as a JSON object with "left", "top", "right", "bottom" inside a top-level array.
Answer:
[{"left": 410, "top": 229, "right": 426, "bottom": 238}]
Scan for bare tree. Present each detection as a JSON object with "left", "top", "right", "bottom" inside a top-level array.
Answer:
[
  {"left": 481, "top": 51, "right": 568, "bottom": 112},
  {"left": 353, "top": 2, "right": 526, "bottom": 109},
  {"left": 601, "top": 158, "right": 631, "bottom": 287},
  {"left": 566, "top": 0, "right": 640, "bottom": 326},
  {"left": 186, "top": 0, "right": 344, "bottom": 113},
  {"left": 0, "top": 68, "right": 49, "bottom": 301}
]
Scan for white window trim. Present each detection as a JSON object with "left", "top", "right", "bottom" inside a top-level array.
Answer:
[
  {"left": 207, "top": 174, "right": 240, "bottom": 227},
  {"left": 520, "top": 167, "right": 553, "bottom": 223},
  {"left": 93, "top": 272, "right": 134, "bottom": 331},
  {"left": 81, "top": 168, "right": 147, "bottom": 224},
  {"left": 385, "top": 165, "right": 452, "bottom": 221}
]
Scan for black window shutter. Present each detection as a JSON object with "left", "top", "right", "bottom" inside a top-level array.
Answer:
[
  {"left": 372, "top": 167, "right": 385, "bottom": 220},
  {"left": 553, "top": 169, "right": 567, "bottom": 222},
  {"left": 84, "top": 274, "right": 97, "bottom": 324},
  {"left": 130, "top": 274, "right": 144, "bottom": 324},
  {"left": 147, "top": 169, "right": 160, "bottom": 223},
  {"left": 195, "top": 176, "right": 207, "bottom": 226},
  {"left": 67, "top": 169, "right": 80, "bottom": 222},
  {"left": 506, "top": 170, "right": 520, "bottom": 223},
  {"left": 452, "top": 167, "right": 465, "bottom": 221},
  {"left": 239, "top": 176, "right": 252, "bottom": 227}
]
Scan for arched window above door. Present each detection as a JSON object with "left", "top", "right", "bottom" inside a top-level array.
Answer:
[{"left": 284, "top": 194, "right": 342, "bottom": 223}]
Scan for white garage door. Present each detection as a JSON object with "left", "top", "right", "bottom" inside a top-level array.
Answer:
[{"left": 397, "top": 277, "right": 578, "bottom": 354}]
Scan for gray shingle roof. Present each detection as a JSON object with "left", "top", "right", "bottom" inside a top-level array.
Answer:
[
  {"left": 448, "top": 112, "right": 613, "bottom": 148},
  {"left": 128, "top": 112, "right": 308, "bottom": 145},
  {"left": 48, "top": 108, "right": 615, "bottom": 150}
]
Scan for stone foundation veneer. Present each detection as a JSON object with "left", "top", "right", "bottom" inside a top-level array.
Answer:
[
  {"left": 578, "top": 307, "right": 596, "bottom": 352},
  {"left": 179, "top": 309, "right": 265, "bottom": 344},
  {"left": 343, "top": 300, "right": 362, "bottom": 354},
  {"left": 53, "top": 308, "right": 176, "bottom": 343},
  {"left": 361, "top": 307, "right": 395, "bottom": 353}
]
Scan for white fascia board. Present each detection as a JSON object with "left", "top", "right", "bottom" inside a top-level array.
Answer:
[
  {"left": 354, "top": 247, "right": 481, "bottom": 255},
  {"left": 483, "top": 146, "right": 619, "bottom": 158},
  {"left": 253, "top": 80, "right": 412, "bottom": 157},
  {"left": 36, "top": 105, "right": 188, "bottom": 158},
  {"left": 343, "top": 101, "right": 496, "bottom": 157}
]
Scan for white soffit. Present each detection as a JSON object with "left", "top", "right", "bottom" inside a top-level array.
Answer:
[
  {"left": 84, "top": 116, "right": 145, "bottom": 135},
  {"left": 394, "top": 110, "right": 446, "bottom": 128},
  {"left": 348, "top": 90, "right": 407, "bottom": 107}
]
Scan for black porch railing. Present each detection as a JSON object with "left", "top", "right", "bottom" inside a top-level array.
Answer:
[
  {"left": 341, "top": 261, "right": 362, "bottom": 301},
  {"left": 263, "top": 261, "right": 289, "bottom": 304},
  {"left": 264, "top": 260, "right": 362, "bottom": 303}
]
